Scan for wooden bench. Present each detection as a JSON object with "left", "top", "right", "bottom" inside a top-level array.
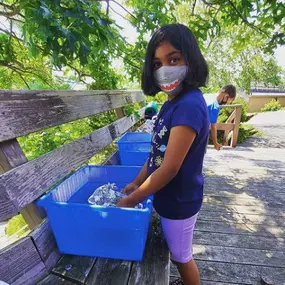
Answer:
[{"left": 0, "top": 90, "right": 169, "bottom": 285}]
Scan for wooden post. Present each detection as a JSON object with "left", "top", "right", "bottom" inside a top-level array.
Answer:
[
  {"left": 223, "top": 109, "right": 236, "bottom": 146},
  {"left": 231, "top": 105, "right": 242, "bottom": 147},
  {"left": 115, "top": 107, "right": 125, "bottom": 119},
  {"left": 0, "top": 139, "right": 42, "bottom": 229},
  {"left": 223, "top": 130, "right": 230, "bottom": 146}
]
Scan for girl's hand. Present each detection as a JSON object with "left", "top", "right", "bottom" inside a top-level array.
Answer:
[
  {"left": 116, "top": 196, "right": 137, "bottom": 208},
  {"left": 122, "top": 182, "right": 139, "bottom": 195}
]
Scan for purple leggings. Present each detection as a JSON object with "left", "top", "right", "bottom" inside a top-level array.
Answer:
[{"left": 161, "top": 213, "right": 198, "bottom": 264}]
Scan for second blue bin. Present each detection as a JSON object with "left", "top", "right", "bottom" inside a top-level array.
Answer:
[
  {"left": 37, "top": 165, "right": 153, "bottom": 261},
  {"left": 117, "top": 132, "right": 151, "bottom": 166}
]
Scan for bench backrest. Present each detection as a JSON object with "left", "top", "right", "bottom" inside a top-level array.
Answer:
[
  {"left": 0, "top": 89, "right": 145, "bottom": 285},
  {"left": 0, "top": 90, "right": 144, "bottom": 222}
]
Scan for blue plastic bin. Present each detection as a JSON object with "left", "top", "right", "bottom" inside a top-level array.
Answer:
[
  {"left": 37, "top": 166, "right": 153, "bottom": 261},
  {"left": 117, "top": 132, "right": 151, "bottom": 166}
]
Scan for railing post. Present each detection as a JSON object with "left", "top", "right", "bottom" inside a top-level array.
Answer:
[
  {"left": 115, "top": 107, "right": 125, "bottom": 119},
  {"left": 231, "top": 105, "right": 242, "bottom": 147},
  {"left": 0, "top": 140, "right": 42, "bottom": 229}
]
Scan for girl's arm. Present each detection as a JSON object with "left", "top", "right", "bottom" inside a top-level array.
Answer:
[
  {"left": 117, "top": 125, "right": 196, "bottom": 207},
  {"left": 133, "top": 160, "right": 148, "bottom": 186},
  {"left": 122, "top": 160, "right": 149, "bottom": 194}
]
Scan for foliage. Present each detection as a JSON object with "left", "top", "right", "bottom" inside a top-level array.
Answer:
[
  {"left": 6, "top": 214, "right": 29, "bottom": 237},
  {"left": 18, "top": 111, "right": 117, "bottom": 160},
  {"left": 237, "top": 56, "right": 285, "bottom": 93},
  {"left": 174, "top": 2, "right": 285, "bottom": 93},
  {"left": 87, "top": 143, "right": 117, "bottom": 165},
  {"left": 237, "top": 124, "right": 263, "bottom": 144},
  {"left": 261, "top": 99, "right": 282, "bottom": 112},
  {"left": 1, "top": 0, "right": 285, "bottom": 89}
]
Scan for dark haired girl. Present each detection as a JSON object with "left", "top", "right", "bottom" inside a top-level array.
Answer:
[{"left": 117, "top": 24, "right": 209, "bottom": 285}]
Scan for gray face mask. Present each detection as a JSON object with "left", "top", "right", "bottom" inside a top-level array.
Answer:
[{"left": 154, "top": 65, "right": 188, "bottom": 96}]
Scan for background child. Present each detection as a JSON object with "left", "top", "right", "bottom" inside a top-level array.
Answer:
[
  {"left": 204, "top": 85, "right": 237, "bottom": 150},
  {"left": 117, "top": 24, "right": 209, "bottom": 285}
]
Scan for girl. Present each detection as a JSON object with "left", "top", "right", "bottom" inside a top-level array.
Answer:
[{"left": 117, "top": 24, "right": 209, "bottom": 285}]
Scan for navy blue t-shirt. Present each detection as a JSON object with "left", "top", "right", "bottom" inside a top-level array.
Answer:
[{"left": 147, "top": 89, "right": 209, "bottom": 220}]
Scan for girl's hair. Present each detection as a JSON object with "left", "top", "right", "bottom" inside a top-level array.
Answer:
[{"left": 142, "top": 24, "right": 209, "bottom": 96}]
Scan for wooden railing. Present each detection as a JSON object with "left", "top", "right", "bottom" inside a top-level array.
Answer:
[
  {"left": 158, "top": 102, "right": 243, "bottom": 148},
  {"left": 0, "top": 90, "right": 145, "bottom": 284},
  {"left": 217, "top": 104, "right": 242, "bottom": 147}
]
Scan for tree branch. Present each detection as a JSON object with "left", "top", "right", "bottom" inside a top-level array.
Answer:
[
  {"left": 65, "top": 62, "right": 89, "bottom": 83},
  {"left": 227, "top": 0, "right": 268, "bottom": 36},
  {"left": 109, "top": 6, "right": 131, "bottom": 23},
  {"left": 4, "top": 15, "right": 25, "bottom": 23},
  {"left": 0, "top": 4, "right": 20, "bottom": 17},
  {"left": 0, "top": 3, "right": 15, "bottom": 11},
  {"left": 0, "top": 27, "right": 23, "bottom": 42},
  {"left": 119, "top": 54, "right": 140, "bottom": 70},
  {"left": 3, "top": 62, "right": 53, "bottom": 87},
  {"left": 106, "top": 0, "right": 110, "bottom": 16},
  {"left": 192, "top": 0, "right": 197, "bottom": 15},
  {"left": 110, "top": 0, "right": 137, "bottom": 20},
  {"left": 2, "top": 62, "right": 31, "bottom": 89},
  {"left": 200, "top": 0, "right": 218, "bottom": 6},
  {"left": 13, "top": 69, "right": 31, "bottom": 89}
]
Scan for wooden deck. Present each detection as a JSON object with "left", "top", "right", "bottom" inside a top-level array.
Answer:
[
  {"left": 37, "top": 217, "right": 169, "bottom": 285},
  {"left": 37, "top": 146, "right": 285, "bottom": 285},
  {"left": 1, "top": 88, "right": 283, "bottom": 284},
  {"left": 171, "top": 147, "right": 285, "bottom": 285}
]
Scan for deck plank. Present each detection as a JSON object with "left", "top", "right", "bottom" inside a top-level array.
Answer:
[
  {"left": 86, "top": 259, "right": 132, "bottom": 285},
  {"left": 52, "top": 255, "right": 96, "bottom": 284},
  {"left": 128, "top": 216, "right": 170, "bottom": 285},
  {"left": 198, "top": 210, "right": 285, "bottom": 227},
  {"left": 197, "top": 260, "right": 285, "bottom": 285},
  {"left": 195, "top": 220, "right": 285, "bottom": 238},
  {"left": 194, "top": 244, "right": 285, "bottom": 267},
  {"left": 37, "top": 273, "right": 77, "bottom": 284},
  {"left": 194, "top": 231, "right": 285, "bottom": 251}
]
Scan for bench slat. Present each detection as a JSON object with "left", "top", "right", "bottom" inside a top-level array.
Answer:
[
  {"left": 0, "top": 237, "right": 47, "bottom": 285},
  {"left": 0, "top": 139, "right": 43, "bottom": 229},
  {"left": 0, "top": 114, "right": 139, "bottom": 222},
  {"left": 37, "top": 274, "right": 77, "bottom": 284},
  {"left": 30, "top": 219, "right": 61, "bottom": 271},
  {"left": 0, "top": 90, "right": 144, "bottom": 142}
]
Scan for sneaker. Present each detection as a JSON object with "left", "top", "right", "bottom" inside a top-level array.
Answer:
[{"left": 169, "top": 278, "right": 184, "bottom": 285}]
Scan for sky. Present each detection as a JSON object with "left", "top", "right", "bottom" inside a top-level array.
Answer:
[{"left": 275, "top": 46, "right": 285, "bottom": 70}]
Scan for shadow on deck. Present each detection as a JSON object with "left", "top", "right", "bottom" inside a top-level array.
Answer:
[{"left": 171, "top": 147, "right": 285, "bottom": 285}]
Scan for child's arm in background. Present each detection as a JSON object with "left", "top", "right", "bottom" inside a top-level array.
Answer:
[
  {"left": 117, "top": 125, "right": 196, "bottom": 207},
  {"left": 211, "top": 123, "right": 222, "bottom": 151},
  {"left": 122, "top": 160, "right": 148, "bottom": 194}
]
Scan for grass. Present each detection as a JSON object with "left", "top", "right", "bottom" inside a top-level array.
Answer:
[
  {"left": 237, "top": 123, "right": 263, "bottom": 144},
  {"left": 5, "top": 214, "right": 29, "bottom": 238}
]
